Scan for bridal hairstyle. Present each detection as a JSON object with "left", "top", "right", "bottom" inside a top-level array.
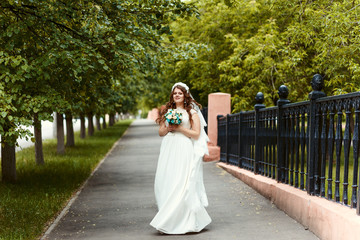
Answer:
[{"left": 157, "top": 84, "right": 202, "bottom": 124}]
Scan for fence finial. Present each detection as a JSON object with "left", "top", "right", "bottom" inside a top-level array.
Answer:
[
  {"left": 309, "top": 74, "right": 326, "bottom": 100},
  {"left": 277, "top": 85, "right": 290, "bottom": 106},
  {"left": 278, "top": 85, "right": 289, "bottom": 100},
  {"left": 311, "top": 74, "right": 324, "bottom": 91},
  {"left": 255, "top": 92, "right": 264, "bottom": 104},
  {"left": 254, "top": 92, "right": 265, "bottom": 110}
]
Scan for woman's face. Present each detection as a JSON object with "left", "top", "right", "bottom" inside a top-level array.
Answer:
[{"left": 173, "top": 87, "right": 185, "bottom": 104}]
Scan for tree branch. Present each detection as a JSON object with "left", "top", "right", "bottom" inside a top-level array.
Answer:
[
  {"left": 1, "top": 3, "right": 89, "bottom": 41},
  {"left": 346, "top": 3, "right": 360, "bottom": 13}
]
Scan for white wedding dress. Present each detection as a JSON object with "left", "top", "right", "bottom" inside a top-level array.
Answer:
[{"left": 150, "top": 108, "right": 211, "bottom": 234}]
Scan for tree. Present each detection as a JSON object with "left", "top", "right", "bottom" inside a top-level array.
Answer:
[
  {"left": 155, "top": 0, "right": 360, "bottom": 112},
  {"left": 0, "top": 53, "right": 33, "bottom": 182},
  {"left": 0, "top": 0, "right": 198, "bottom": 181}
]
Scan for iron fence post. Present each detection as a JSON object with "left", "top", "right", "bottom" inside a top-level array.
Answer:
[
  {"left": 217, "top": 114, "right": 223, "bottom": 162},
  {"left": 277, "top": 85, "right": 290, "bottom": 182},
  {"left": 307, "top": 74, "right": 326, "bottom": 195},
  {"left": 238, "top": 112, "right": 243, "bottom": 168},
  {"left": 226, "top": 114, "right": 230, "bottom": 164},
  {"left": 255, "top": 92, "right": 266, "bottom": 174},
  {"left": 217, "top": 115, "right": 221, "bottom": 146}
]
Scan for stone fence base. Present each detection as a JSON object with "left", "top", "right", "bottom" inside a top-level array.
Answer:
[
  {"left": 204, "top": 144, "right": 220, "bottom": 162},
  {"left": 217, "top": 162, "right": 360, "bottom": 240},
  {"left": 147, "top": 108, "right": 159, "bottom": 122}
]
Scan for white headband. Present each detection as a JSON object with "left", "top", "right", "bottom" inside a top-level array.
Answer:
[{"left": 171, "top": 82, "right": 189, "bottom": 93}]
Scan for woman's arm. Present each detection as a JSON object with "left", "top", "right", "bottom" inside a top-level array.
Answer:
[
  {"left": 158, "top": 121, "right": 169, "bottom": 136},
  {"left": 174, "top": 112, "right": 201, "bottom": 140}
]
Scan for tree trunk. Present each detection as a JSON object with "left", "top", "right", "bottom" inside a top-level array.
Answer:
[
  {"left": 53, "top": 112, "right": 57, "bottom": 138},
  {"left": 87, "top": 113, "right": 94, "bottom": 136},
  {"left": 96, "top": 115, "right": 101, "bottom": 131},
  {"left": 66, "top": 112, "right": 75, "bottom": 147},
  {"left": 80, "top": 114, "right": 86, "bottom": 139},
  {"left": 34, "top": 113, "right": 44, "bottom": 165},
  {"left": 56, "top": 112, "right": 65, "bottom": 154},
  {"left": 102, "top": 116, "right": 107, "bottom": 129},
  {"left": 109, "top": 114, "right": 115, "bottom": 126},
  {"left": 1, "top": 127, "right": 16, "bottom": 182}
]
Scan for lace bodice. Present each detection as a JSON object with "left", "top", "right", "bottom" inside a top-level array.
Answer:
[{"left": 177, "top": 108, "right": 195, "bottom": 129}]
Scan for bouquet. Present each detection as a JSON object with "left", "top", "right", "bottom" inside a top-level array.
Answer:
[{"left": 165, "top": 109, "right": 183, "bottom": 125}]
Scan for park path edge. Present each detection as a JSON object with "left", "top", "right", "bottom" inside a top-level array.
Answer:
[{"left": 40, "top": 126, "right": 131, "bottom": 240}]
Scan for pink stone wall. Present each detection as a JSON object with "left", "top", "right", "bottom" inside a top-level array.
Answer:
[
  {"left": 147, "top": 108, "right": 159, "bottom": 122},
  {"left": 207, "top": 93, "right": 231, "bottom": 146},
  {"left": 203, "top": 93, "right": 231, "bottom": 162}
]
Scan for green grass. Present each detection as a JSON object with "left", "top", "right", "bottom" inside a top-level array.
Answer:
[{"left": 0, "top": 120, "right": 132, "bottom": 240}]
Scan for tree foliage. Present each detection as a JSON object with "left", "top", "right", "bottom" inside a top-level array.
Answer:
[
  {"left": 156, "top": 0, "right": 360, "bottom": 111},
  {"left": 0, "top": 0, "right": 197, "bottom": 142},
  {"left": 0, "top": 0, "right": 197, "bottom": 181}
]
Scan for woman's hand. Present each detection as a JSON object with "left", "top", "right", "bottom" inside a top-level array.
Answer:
[
  {"left": 168, "top": 124, "right": 179, "bottom": 132},
  {"left": 159, "top": 122, "right": 180, "bottom": 136}
]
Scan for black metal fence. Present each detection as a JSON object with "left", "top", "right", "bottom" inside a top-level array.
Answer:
[{"left": 217, "top": 74, "right": 360, "bottom": 215}]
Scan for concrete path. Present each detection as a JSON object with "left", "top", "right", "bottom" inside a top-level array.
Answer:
[{"left": 43, "top": 120, "right": 318, "bottom": 240}]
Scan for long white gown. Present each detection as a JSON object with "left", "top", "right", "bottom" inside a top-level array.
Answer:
[{"left": 150, "top": 108, "right": 211, "bottom": 234}]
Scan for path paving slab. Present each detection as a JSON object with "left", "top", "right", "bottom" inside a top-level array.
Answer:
[{"left": 43, "top": 119, "right": 318, "bottom": 240}]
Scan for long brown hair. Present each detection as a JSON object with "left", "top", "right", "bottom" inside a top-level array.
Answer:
[{"left": 156, "top": 85, "right": 201, "bottom": 125}]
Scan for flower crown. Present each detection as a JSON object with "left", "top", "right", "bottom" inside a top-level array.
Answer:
[{"left": 171, "top": 82, "right": 189, "bottom": 93}]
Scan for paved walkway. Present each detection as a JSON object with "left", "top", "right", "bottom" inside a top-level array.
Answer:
[{"left": 43, "top": 120, "right": 318, "bottom": 240}]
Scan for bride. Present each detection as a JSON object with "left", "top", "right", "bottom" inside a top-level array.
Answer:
[{"left": 150, "top": 82, "right": 211, "bottom": 234}]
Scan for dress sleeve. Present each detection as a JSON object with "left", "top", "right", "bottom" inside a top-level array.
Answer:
[{"left": 190, "top": 109, "right": 197, "bottom": 115}]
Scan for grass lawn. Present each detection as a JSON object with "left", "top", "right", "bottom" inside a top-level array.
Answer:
[{"left": 0, "top": 120, "right": 132, "bottom": 240}]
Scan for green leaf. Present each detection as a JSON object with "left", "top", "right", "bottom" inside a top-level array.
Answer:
[{"left": 21, "top": 64, "right": 29, "bottom": 72}]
